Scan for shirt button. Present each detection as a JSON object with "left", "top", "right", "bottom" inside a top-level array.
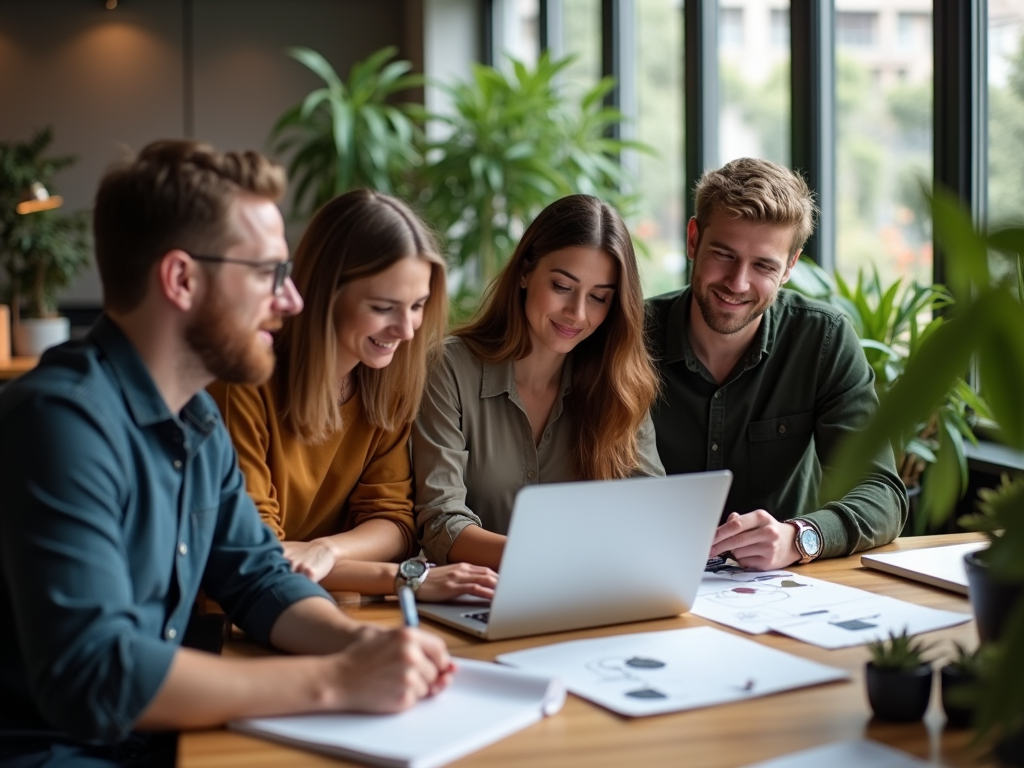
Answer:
[
  {"left": 172, "top": 459, "right": 182, "bottom": 470},
  {"left": 166, "top": 628, "right": 177, "bottom": 640},
  {"left": 178, "top": 543, "right": 188, "bottom": 556},
  {"left": 542, "top": 432, "right": 550, "bottom": 442},
  {"left": 714, "top": 391, "right": 721, "bottom": 399},
  {"left": 778, "top": 425, "right": 787, "bottom": 435},
  {"left": 527, "top": 470, "right": 536, "bottom": 480},
  {"left": 711, "top": 443, "right": 718, "bottom": 452}
]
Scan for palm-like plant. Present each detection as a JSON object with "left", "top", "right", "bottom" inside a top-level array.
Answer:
[
  {"left": 270, "top": 46, "right": 423, "bottom": 218},
  {"left": 416, "top": 52, "right": 648, "bottom": 319},
  {"left": 788, "top": 259, "right": 990, "bottom": 531}
]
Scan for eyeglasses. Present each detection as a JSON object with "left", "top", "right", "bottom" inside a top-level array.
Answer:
[{"left": 188, "top": 253, "right": 293, "bottom": 296}]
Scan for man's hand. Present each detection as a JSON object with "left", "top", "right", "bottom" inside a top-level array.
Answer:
[
  {"left": 282, "top": 539, "right": 338, "bottom": 583},
  {"left": 329, "top": 627, "right": 454, "bottom": 713},
  {"left": 417, "top": 563, "right": 498, "bottom": 602},
  {"left": 709, "top": 510, "right": 801, "bottom": 571}
]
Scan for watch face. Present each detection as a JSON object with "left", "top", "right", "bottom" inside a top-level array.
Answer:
[
  {"left": 800, "top": 528, "right": 822, "bottom": 556},
  {"left": 399, "top": 559, "right": 428, "bottom": 580}
]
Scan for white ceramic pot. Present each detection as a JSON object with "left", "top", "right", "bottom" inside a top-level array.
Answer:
[{"left": 13, "top": 316, "right": 71, "bottom": 356}]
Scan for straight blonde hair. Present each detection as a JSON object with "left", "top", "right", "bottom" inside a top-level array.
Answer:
[
  {"left": 277, "top": 189, "right": 447, "bottom": 442},
  {"left": 456, "top": 194, "right": 658, "bottom": 480}
]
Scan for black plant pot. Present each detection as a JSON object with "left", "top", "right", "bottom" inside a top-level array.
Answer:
[
  {"left": 964, "top": 550, "right": 1024, "bottom": 644},
  {"left": 865, "top": 662, "right": 933, "bottom": 722},
  {"left": 939, "top": 665, "right": 974, "bottom": 729},
  {"left": 995, "top": 728, "right": 1024, "bottom": 767}
]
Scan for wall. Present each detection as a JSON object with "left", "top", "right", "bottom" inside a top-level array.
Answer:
[{"left": 0, "top": 0, "right": 415, "bottom": 305}]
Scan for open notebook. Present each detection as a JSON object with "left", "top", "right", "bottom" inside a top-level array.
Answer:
[{"left": 229, "top": 659, "right": 565, "bottom": 768}]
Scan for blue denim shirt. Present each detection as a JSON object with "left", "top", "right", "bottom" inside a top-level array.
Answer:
[{"left": 0, "top": 316, "right": 330, "bottom": 747}]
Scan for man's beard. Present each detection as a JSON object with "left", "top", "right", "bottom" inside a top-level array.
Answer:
[
  {"left": 185, "top": 291, "right": 277, "bottom": 385},
  {"left": 691, "top": 275, "right": 777, "bottom": 336}
]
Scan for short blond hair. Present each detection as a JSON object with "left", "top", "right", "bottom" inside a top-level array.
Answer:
[{"left": 694, "top": 157, "right": 817, "bottom": 257}]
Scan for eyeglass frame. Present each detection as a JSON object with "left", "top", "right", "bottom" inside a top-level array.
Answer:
[{"left": 187, "top": 253, "right": 293, "bottom": 296}]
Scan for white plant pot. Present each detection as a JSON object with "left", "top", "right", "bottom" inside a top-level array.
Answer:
[{"left": 13, "top": 316, "right": 71, "bottom": 356}]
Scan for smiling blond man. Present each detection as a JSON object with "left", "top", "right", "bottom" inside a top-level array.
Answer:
[{"left": 646, "top": 157, "right": 907, "bottom": 571}]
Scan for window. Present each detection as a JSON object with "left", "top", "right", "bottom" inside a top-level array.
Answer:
[
  {"left": 837, "top": 11, "right": 877, "bottom": 48},
  {"left": 720, "top": 8, "right": 744, "bottom": 48},
  {"left": 771, "top": 9, "right": 790, "bottom": 49},
  {"left": 987, "top": 4, "right": 1024, "bottom": 232},
  {"left": 897, "top": 12, "right": 930, "bottom": 52},
  {"left": 493, "top": 0, "right": 541, "bottom": 66}
]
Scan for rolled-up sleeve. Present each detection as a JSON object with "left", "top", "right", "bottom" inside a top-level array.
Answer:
[
  {"left": 636, "top": 411, "right": 667, "bottom": 477},
  {"left": 412, "top": 352, "right": 482, "bottom": 564},
  {"left": 0, "top": 395, "right": 177, "bottom": 743}
]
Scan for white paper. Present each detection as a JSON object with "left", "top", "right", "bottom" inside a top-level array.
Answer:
[
  {"left": 740, "top": 738, "right": 937, "bottom": 768},
  {"left": 230, "top": 658, "right": 565, "bottom": 768},
  {"left": 692, "top": 567, "right": 970, "bottom": 649},
  {"left": 861, "top": 542, "right": 987, "bottom": 595},
  {"left": 496, "top": 626, "right": 847, "bottom": 717}
]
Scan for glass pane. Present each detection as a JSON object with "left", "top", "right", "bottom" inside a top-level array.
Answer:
[
  {"left": 987, "top": 1, "right": 1024, "bottom": 239},
  {"left": 497, "top": 0, "right": 541, "bottom": 66},
  {"left": 834, "top": 1, "right": 932, "bottom": 288},
  {"left": 558, "top": 0, "right": 602, "bottom": 92},
  {"left": 718, "top": 3, "right": 791, "bottom": 168},
  {"left": 635, "top": 0, "right": 686, "bottom": 296}
]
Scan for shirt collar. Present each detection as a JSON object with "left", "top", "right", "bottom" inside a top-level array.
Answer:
[
  {"left": 479, "top": 353, "right": 573, "bottom": 400},
  {"left": 662, "top": 287, "right": 777, "bottom": 371},
  {"left": 90, "top": 314, "right": 219, "bottom": 435}
]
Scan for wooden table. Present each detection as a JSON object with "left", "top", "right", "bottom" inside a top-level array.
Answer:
[
  {"left": 178, "top": 534, "right": 988, "bottom": 768},
  {"left": 0, "top": 356, "right": 38, "bottom": 380}
]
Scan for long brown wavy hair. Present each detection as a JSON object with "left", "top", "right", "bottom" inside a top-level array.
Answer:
[
  {"left": 456, "top": 194, "right": 658, "bottom": 480},
  {"left": 277, "top": 189, "right": 447, "bottom": 442}
]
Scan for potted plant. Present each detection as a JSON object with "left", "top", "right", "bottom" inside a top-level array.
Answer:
[
  {"left": 787, "top": 259, "right": 990, "bottom": 533},
  {"left": 269, "top": 46, "right": 424, "bottom": 220},
  {"left": 415, "top": 51, "right": 649, "bottom": 320},
  {"left": 0, "top": 127, "right": 91, "bottom": 356},
  {"left": 824, "top": 189, "right": 1024, "bottom": 759},
  {"left": 865, "top": 628, "right": 934, "bottom": 722},
  {"left": 940, "top": 641, "right": 986, "bottom": 729}
]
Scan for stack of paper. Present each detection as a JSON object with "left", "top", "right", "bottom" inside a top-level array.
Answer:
[
  {"left": 497, "top": 626, "right": 847, "bottom": 717},
  {"left": 230, "top": 658, "right": 565, "bottom": 768},
  {"left": 860, "top": 542, "right": 987, "bottom": 595}
]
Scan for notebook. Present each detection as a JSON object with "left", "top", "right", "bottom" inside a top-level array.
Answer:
[
  {"left": 860, "top": 541, "right": 987, "bottom": 595},
  {"left": 230, "top": 658, "right": 565, "bottom": 768},
  {"left": 418, "top": 470, "right": 733, "bottom": 640}
]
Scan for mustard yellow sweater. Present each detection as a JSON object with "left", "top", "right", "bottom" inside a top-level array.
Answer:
[{"left": 208, "top": 377, "right": 416, "bottom": 556}]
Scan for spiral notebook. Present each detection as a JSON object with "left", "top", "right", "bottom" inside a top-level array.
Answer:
[{"left": 229, "top": 659, "right": 565, "bottom": 768}]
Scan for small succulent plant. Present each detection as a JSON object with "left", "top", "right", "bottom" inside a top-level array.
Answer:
[{"left": 868, "top": 629, "right": 933, "bottom": 672}]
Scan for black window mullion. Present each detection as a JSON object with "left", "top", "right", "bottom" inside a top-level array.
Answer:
[
  {"left": 790, "top": 0, "right": 835, "bottom": 271},
  {"left": 683, "top": 0, "right": 719, "bottom": 225}
]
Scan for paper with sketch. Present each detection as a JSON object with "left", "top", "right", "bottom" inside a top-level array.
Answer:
[
  {"left": 496, "top": 626, "right": 847, "bottom": 717},
  {"left": 739, "top": 738, "right": 934, "bottom": 768},
  {"left": 692, "top": 566, "right": 970, "bottom": 649},
  {"left": 230, "top": 659, "right": 565, "bottom": 768}
]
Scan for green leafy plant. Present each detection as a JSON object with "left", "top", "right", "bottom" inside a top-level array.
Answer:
[
  {"left": 947, "top": 640, "right": 986, "bottom": 677},
  {"left": 270, "top": 46, "right": 423, "bottom": 218},
  {"left": 824, "top": 189, "right": 1024, "bottom": 746},
  {"left": 415, "top": 52, "right": 650, "bottom": 320},
  {"left": 788, "top": 259, "right": 991, "bottom": 532},
  {"left": 0, "top": 127, "right": 91, "bottom": 319},
  {"left": 867, "top": 628, "right": 933, "bottom": 671}
]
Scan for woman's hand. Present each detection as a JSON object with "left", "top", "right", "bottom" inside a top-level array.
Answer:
[
  {"left": 416, "top": 563, "right": 498, "bottom": 602},
  {"left": 281, "top": 539, "right": 339, "bottom": 583}
]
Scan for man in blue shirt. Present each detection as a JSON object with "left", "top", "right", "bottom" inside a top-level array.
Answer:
[{"left": 0, "top": 140, "right": 452, "bottom": 767}]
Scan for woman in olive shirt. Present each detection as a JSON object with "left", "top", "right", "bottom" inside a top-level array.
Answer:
[
  {"left": 413, "top": 194, "right": 665, "bottom": 568},
  {"left": 211, "top": 189, "right": 496, "bottom": 600}
]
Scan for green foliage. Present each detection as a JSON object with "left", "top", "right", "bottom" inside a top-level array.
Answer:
[
  {"left": 822, "top": 188, "right": 1024, "bottom": 745},
  {"left": 0, "top": 127, "right": 91, "bottom": 319},
  {"left": 947, "top": 641, "right": 986, "bottom": 678},
  {"left": 788, "top": 257, "right": 989, "bottom": 532},
  {"left": 867, "top": 628, "right": 932, "bottom": 672},
  {"left": 416, "top": 51, "right": 649, "bottom": 319},
  {"left": 270, "top": 46, "right": 424, "bottom": 218}
]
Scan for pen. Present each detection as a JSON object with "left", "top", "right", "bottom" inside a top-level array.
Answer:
[{"left": 398, "top": 584, "right": 419, "bottom": 628}]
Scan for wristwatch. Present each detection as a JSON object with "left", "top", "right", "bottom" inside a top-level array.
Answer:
[
  {"left": 785, "top": 518, "right": 822, "bottom": 564},
  {"left": 395, "top": 558, "right": 432, "bottom": 594}
]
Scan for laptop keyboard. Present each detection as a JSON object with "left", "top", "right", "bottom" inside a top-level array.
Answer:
[{"left": 462, "top": 610, "right": 490, "bottom": 624}]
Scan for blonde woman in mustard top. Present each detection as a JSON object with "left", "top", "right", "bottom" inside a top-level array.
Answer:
[{"left": 211, "top": 189, "right": 496, "bottom": 600}]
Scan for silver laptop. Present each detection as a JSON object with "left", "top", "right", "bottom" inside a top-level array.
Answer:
[{"left": 417, "top": 470, "right": 732, "bottom": 640}]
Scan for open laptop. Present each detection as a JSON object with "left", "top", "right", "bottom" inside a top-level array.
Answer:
[{"left": 417, "top": 470, "right": 732, "bottom": 640}]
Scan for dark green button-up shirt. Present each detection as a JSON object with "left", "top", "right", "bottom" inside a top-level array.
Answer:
[
  {"left": 646, "top": 288, "right": 907, "bottom": 558},
  {"left": 0, "top": 317, "right": 329, "bottom": 751}
]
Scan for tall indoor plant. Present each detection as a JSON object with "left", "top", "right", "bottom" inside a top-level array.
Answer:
[
  {"left": 823, "top": 190, "right": 1024, "bottom": 756},
  {"left": 0, "top": 128, "right": 91, "bottom": 355},
  {"left": 788, "top": 259, "right": 990, "bottom": 532}
]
